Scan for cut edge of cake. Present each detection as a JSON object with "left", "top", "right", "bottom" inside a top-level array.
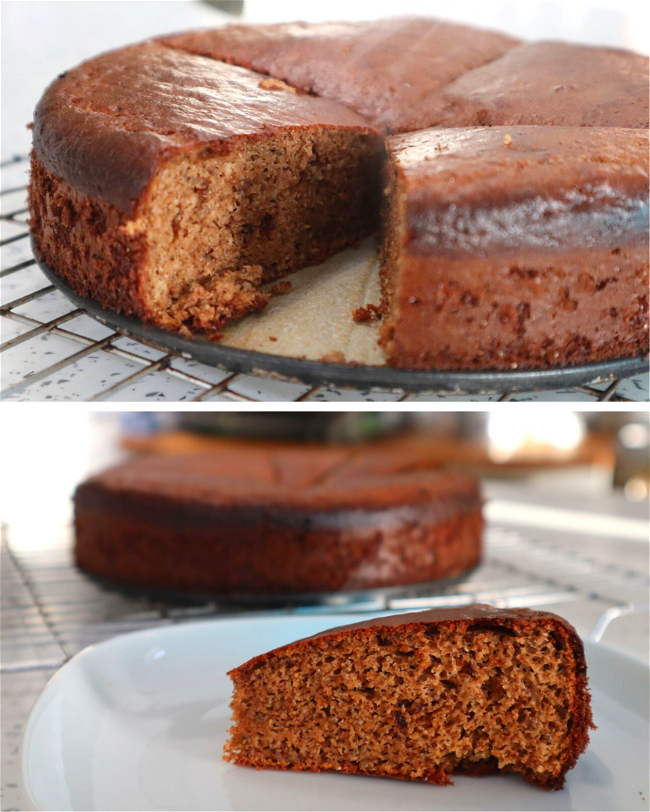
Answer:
[
  {"left": 28, "top": 43, "right": 384, "bottom": 336},
  {"left": 224, "top": 605, "right": 595, "bottom": 791},
  {"left": 30, "top": 129, "right": 382, "bottom": 335},
  {"left": 378, "top": 125, "right": 649, "bottom": 370}
]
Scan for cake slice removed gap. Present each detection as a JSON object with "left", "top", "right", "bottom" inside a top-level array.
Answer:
[
  {"left": 224, "top": 606, "right": 594, "bottom": 790},
  {"left": 31, "top": 129, "right": 382, "bottom": 336}
]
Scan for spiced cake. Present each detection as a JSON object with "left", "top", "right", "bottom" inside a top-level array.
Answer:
[
  {"left": 380, "top": 126, "right": 650, "bottom": 369},
  {"left": 29, "top": 17, "right": 650, "bottom": 369},
  {"left": 224, "top": 605, "right": 594, "bottom": 790},
  {"left": 73, "top": 444, "right": 482, "bottom": 596}
]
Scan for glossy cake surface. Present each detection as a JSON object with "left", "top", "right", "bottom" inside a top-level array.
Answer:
[
  {"left": 380, "top": 126, "right": 649, "bottom": 370},
  {"left": 224, "top": 605, "right": 594, "bottom": 789},
  {"left": 438, "top": 41, "right": 649, "bottom": 129},
  {"left": 161, "top": 18, "right": 519, "bottom": 133},
  {"left": 32, "top": 41, "right": 380, "bottom": 213},
  {"left": 74, "top": 445, "right": 483, "bottom": 595}
]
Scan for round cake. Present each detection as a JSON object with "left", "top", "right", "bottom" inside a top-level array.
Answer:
[
  {"left": 73, "top": 443, "right": 483, "bottom": 597},
  {"left": 29, "top": 17, "right": 649, "bottom": 369}
]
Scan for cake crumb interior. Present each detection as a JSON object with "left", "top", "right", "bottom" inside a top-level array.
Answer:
[
  {"left": 225, "top": 622, "right": 576, "bottom": 786},
  {"left": 133, "top": 129, "right": 382, "bottom": 334},
  {"left": 378, "top": 158, "right": 407, "bottom": 356}
]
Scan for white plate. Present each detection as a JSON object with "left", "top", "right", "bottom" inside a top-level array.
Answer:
[{"left": 22, "top": 615, "right": 650, "bottom": 811}]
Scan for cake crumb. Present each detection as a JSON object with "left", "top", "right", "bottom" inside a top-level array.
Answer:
[
  {"left": 504, "top": 133, "right": 512, "bottom": 146},
  {"left": 321, "top": 351, "right": 346, "bottom": 364},
  {"left": 224, "top": 607, "right": 593, "bottom": 790},
  {"left": 259, "top": 78, "right": 296, "bottom": 93},
  {"left": 270, "top": 280, "right": 292, "bottom": 295},
  {"left": 268, "top": 336, "right": 278, "bottom": 342},
  {"left": 353, "top": 304, "right": 382, "bottom": 323}
]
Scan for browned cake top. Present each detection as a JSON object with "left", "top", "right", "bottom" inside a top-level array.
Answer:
[
  {"left": 75, "top": 447, "right": 480, "bottom": 512},
  {"left": 439, "top": 41, "right": 649, "bottom": 128},
  {"left": 387, "top": 125, "right": 650, "bottom": 256},
  {"left": 305, "top": 604, "right": 581, "bottom": 638},
  {"left": 32, "top": 40, "right": 378, "bottom": 212},
  {"left": 230, "top": 604, "right": 585, "bottom": 674},
  {"left": 160, "top": 17, "right": 519, "bottom": 133},
  {"left": 32, "top": 21, "right": 648, "bottom": 218}
]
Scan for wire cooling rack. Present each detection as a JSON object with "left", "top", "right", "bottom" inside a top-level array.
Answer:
[{"left": 2, "top": 155, "right": 648, "bottom": 403}]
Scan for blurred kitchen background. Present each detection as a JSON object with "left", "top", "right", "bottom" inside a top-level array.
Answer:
[
  {"left": 2, "top": 409, "right": 649, "bottom": 810},
  {"left": 3, "top": 410, "right": 649, "bottom": 536}
]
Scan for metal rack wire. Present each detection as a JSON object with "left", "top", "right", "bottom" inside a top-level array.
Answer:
[
  {"left": 2, "top": 155, "right": 648, "bottom": 402},
  {"left": 3, "top": 521, "right": 649, "bottom": 672}
]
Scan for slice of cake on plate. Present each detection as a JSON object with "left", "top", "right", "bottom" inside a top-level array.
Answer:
[{"left": 224, "top": 605, "right": 594, "bottom": 790}]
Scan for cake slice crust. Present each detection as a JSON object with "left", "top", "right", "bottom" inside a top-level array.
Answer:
[{"left": 224, "top": 606, "right": 594, "bottom": 790}]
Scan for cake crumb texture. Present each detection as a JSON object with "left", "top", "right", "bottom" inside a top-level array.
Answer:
[
  {"left": 31, "top": 124, "right": 382, "bottom": 335},
  {"left": 224, "top": 606, "right": 594, "bottom": 791},
  {"left": 29, "top": 42, "right": 383, "bottom": 334}
]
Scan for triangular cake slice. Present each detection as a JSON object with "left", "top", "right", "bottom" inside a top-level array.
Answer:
[{"left": 224, "top": 605, "right": 594, "bottom": 790}]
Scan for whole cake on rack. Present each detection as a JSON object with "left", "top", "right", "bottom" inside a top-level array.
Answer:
[
  {"left": 29, "top": 17, "right": 649, "bottom": 369},
  {"left": 73, "top": 441, "right": 483, "bottom": 596}
]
